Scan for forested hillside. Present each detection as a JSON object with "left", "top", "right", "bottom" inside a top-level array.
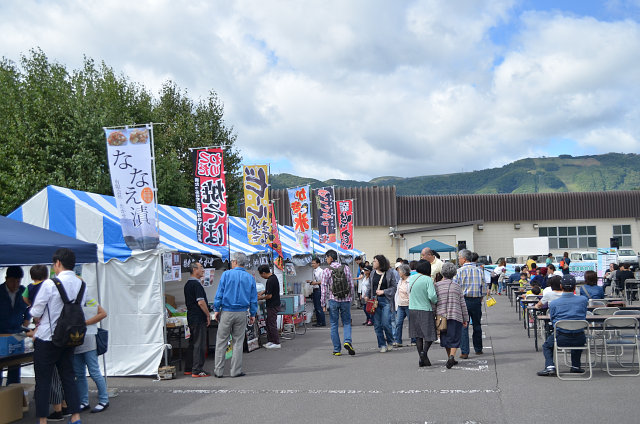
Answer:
[{"left": 271, "top": 153, "right": 640, "bottom": 195}]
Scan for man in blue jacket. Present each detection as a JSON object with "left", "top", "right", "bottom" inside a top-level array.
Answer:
[
  {"left": 213, "top": 252, "right": 258, "bottom": 378},
  {"left": 537, "top": 274, "right": 588, "bottom": 376},
  {"left": 0, "top": 266, "right": 30, "bottom": 386}
]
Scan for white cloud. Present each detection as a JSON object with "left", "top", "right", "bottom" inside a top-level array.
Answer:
[{"left": 1, "top": 1, "right": 639, "bottom": 181}]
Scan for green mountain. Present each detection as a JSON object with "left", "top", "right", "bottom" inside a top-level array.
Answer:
[{"left": 270, "top": 153, "right": 640, "bottom": 195}]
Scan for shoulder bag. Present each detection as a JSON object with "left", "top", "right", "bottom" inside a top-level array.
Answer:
[{"left": 365, "top": 272, "right": 384, "bottom": 314}]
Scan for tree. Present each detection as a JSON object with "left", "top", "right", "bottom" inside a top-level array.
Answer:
[{"left": 0, "top": 49, "right": 240, "bottom": 215}]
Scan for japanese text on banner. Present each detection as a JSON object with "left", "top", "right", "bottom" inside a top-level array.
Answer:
[
  {"left": 194, "top": 148, "right": 227, "bottom": 246},
  {"left": 288, "top": 185, "right": 312, "bottom": 251},
  {"left": 337, "top": 200, "right": 354, "bottom": 250},
  {"left": 104, "top": 126, "right": 159, "bottom": 251},
  {"left": 243, "top": 165, "right": 271, "bottom": 245},
  {"left": 316, "top": 187, "right": 337, "bottom": 243}
]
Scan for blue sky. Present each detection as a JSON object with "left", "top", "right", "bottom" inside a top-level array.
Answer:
[{"left": 1, "top": 0, "right": 639, "bottom": 181}]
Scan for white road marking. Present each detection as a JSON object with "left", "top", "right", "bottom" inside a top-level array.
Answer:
[{"left": 114, "top": 387, "right": 501, "bottom": 395}]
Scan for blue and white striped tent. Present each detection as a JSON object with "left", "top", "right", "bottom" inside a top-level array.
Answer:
[{"left": 8, "top": 185, "right": 361, "bottom": 262}]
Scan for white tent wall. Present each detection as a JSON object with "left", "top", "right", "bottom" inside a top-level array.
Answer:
[{"left": 83, "top": 252, "right": 165, "bottom": 376}]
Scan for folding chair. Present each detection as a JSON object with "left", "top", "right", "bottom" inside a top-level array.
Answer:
[
  {"left": 588, "top": 300, "right": 606, "bottom": 308},
  {"left": 592, "top": 307, "right": 620, "bottom": 315},
  {"left": 602, "top": 317, "right": 640, "bottom": 376},
  {"left": 553, "top": 320, "right": 592, "bottom": 380},
  {"left": 613, "top": 310, "right": 640, "bottom": 316},
  {"left": 624, "top": 279, "right": 640, "bottom": 305},
  {"left": 523, "top": 295, "right": 539, "bottom": 335}
]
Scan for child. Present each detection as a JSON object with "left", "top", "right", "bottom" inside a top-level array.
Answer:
[{"left": 518, "top": 272, "right": 528, "bottom": 288}]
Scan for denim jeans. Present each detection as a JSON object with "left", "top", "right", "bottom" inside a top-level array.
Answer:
[
  {"left": 73, "top": 349, "right": 109, "bottom": 405},
  {"left": 312, "top": 289, "right": 326, "bottom": 325},
  {"left": 543, "top": 330, "right": 586, "bottom": 368},
  {"left": 394, "top": 305, "right": 415, "bottom": 344},
  {"left": 373, "top": 296, "right": 394, "bottom": 348},
  {"left": 329, "top": 300, "right": 352, "bottom": 353},
  {"left": 461, "top": 297, "right": 483, "bottom": 355}
]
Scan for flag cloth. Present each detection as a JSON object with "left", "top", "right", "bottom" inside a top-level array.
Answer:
[
  {"left": 104, "top": 125, "right": 159, "bottom": 251},
  {"left": 288, "top": 186, "right": 312, "bottom": 252},
  {"left": 269, "top": 203, "right": 284, "bottom": 270},
  {"left": 194, "top": 148, "right": 227, "bottom": 246},
  {"left": 337, "top": 200, "right": 354, "bottom": 250},
  {"left": 316, "top": 186, "right": 337, "bottom": 243},
  {"left": 243, "top": 165, "right": 271, "bottom": 245}
]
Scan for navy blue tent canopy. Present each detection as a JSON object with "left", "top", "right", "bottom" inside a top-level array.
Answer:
[
  {"left": 0, "top": 215, "right": 98, "bottom": 266},
  {"left": 409, "top": 239, "right": 457, "bottom": 254}
]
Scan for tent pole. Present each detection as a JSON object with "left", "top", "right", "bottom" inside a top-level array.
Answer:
[
  {"left": 160, "top": 254, "right": 169, "bottom": 368},
  {"left": 95, "top": 262, "right": 109, "bottom": 387}
]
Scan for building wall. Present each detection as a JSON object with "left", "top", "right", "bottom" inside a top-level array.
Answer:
[
  {"left": 352, "top": 226, "right": 399, "bottom": 261},
  {"left": 473, "top": 218, "right": 640, "bottom": 262}
]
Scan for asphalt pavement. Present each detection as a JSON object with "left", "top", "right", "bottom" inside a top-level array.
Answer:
[{"left": 15, "top": 295, "right": 640, "bottom": 423}]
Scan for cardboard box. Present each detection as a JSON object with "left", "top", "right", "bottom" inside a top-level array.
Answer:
[
  {"left": 0, "top": 335, "right": 24, "bottom": 357},
  {"left": 0, "top": 386, "right": 23, "bottom": 424},
  {"left": 7, "top": 384, "right": 33, "bottom": 413},
  {"left": 165, "top": 294, "right": 177, "bottom": 309},
  {"left": 158, "top": 365, "right": 176, "bottom": 380}
]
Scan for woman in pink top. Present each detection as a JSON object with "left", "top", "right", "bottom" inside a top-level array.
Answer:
[{"left": 393, "top": 264, "right": 413, "bottom": 347}]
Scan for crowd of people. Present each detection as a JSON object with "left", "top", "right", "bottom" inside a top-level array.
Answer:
[{"left": 1, "top": 248, "right": 109, "bottom": 424}]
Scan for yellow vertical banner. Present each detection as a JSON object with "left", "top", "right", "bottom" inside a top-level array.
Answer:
[{"left": 243, "top": 165, "right": 271, "bottom": 245}]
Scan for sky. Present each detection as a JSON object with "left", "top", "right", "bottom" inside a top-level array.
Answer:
[{"left": 1, "top": 0, "right": 639, "bottom": 181}]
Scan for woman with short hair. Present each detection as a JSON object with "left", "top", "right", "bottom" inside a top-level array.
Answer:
[
  {"left": 579, "top": 270, "right": 604, "bottom": 299},
  {"left": 408, "top": 261, "right": 438, "bottom": 366},
  {"left": 435, "top": 262, "right": 469, "bottom": 369}
]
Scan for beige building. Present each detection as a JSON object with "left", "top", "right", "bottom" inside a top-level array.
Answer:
[{"left": 270, "top": 188, "right": 640, "bottom": 263}]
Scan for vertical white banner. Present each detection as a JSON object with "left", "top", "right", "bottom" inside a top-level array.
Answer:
[{"left": 104, "top": 124, "right": 159, "bottom": 250}]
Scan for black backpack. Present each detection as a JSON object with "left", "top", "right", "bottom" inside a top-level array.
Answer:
[
  {"left": 330, "top": 265, "right": 350, "bottom": 299},
  {"left": 51, "top": 277, "right": 87, "bottom": 348}
]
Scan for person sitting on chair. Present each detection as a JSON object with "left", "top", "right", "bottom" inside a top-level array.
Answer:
[{"left": 537, "top": 274, "right": 588, "bottom": 376}]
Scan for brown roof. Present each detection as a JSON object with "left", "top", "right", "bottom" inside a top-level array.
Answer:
[{"left": 398, "top": 191, "right": 640, "bottom": 224}]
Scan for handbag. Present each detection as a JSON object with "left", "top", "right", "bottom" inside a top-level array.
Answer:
[
  {"left": 486, "top": 295, "right": 497, "bottom": 307},
  {"left": 96, "top": 328, "right": 108, "bottom": 356},
  {"left": 435, "top": 281, "right": 453, "bottom": 333},
  {"left": 365, "top": 272, "right": 385, "bottom": 314}
]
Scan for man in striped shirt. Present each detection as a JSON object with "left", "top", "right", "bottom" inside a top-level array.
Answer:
[
  {"left": 321, "top": 249, "right": 355, "bottom": 356},
  {"left": 453, "top": 249, "right": 486, "bottom": 359}
]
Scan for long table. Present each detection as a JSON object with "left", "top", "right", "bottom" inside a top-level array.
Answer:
[{"left": 0, "top": 352, "right": 33, "bottom": 370}]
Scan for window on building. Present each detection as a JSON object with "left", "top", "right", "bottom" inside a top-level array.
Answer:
[
  {"left": 613, "top": 225, "right": 632, "bottom": 247},
  {"left": 539, "top": 226, "right": 596, "bottom": 250}
]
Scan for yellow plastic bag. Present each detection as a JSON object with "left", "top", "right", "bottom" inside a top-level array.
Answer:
[{"left": 486, "top": 295, "right": 497, "bottom": 307}]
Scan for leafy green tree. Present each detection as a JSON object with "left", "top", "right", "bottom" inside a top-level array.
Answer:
[{"left": 0, "top": 49, "right": 240, "bottom": 215}]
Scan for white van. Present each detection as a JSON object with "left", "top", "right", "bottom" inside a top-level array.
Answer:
[
  {"left": 617, "top": 249, "right": 639, "bottom": 268},
  {"left": 570, "top": 251, "right": 597, "bottom": 261}
]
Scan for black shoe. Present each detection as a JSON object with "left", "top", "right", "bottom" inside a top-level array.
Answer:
[
  {"left": 214, "top": 373, "right": 224, "bottom": 378},
  {"left": 537, "top": 367, "right": 556, "bottom": 376},
  {"left": 79, "top": 403, "right": 91, "bottom": 412},
  {"left": 312, "top": 324, "right": 326, "bottom": 327},
  {"left": 475, "top": 351, "right": 484, "bottom": 355},
  {"left": 91, "top": 402, "right": 109, "bottom": 413},
  {"left": 446, "top": 356, "right": 455, "bottom": 369},
  {"left": 47, "top": 411, "right": 64, "bottom": 421},
  {"left": 61, "top": 407, "right": 72, "bottom": 417},
  {"left": 231, "top": 372, "right": 246, "bottom": 377},
  {"left": 570, "top": 367, "right": 586, "bottom": 374}
]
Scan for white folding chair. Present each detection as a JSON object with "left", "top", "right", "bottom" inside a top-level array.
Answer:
[
  {"left": 588, "top": 300, "right": 606, "bottom": 308},
  {"left": 592, "top": 307, "right": 620, "bottom": 315},
  {"left": 602, "top": 317, "right": 640, "bottom": 376},
  {"left": 553, "top": 320, "right": 592, "bottom": 381}
]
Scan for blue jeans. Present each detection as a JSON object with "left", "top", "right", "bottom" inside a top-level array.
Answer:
[
  {"left": 461, "top": 297, "right": 483, "bottom": 355},
  {"left": 73, "top": 349, "right": 109, "bottom": 405},
  {"left": 312, "top": 289, "right": 326, "bottom": 325},
  {"left": 497, "top": 279, "right": 504, "bottom": 293},
  {"left": 543, "top": 330, "right": 586, "bottom": 368},
  {"left": 329, "top": 300, "right": 352, "bottom": 353},
  {"left": 373, "top": 296, "right": 394, "bottom": 348},
  {"left": 395, "top": 305, "right": 415, "bottom": 344}
]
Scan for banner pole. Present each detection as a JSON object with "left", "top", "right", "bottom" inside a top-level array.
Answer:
[{"left": 149, "top": 124, "right": 160, "bottom": 236}]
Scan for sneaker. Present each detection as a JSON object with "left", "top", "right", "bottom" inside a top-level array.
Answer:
[
  {"left": 79, "top": 403, "right": 91, "bottom": 412},
  {"left": 537, "top": 367, "right": 556, "bottom": 376},
  {"left": 264, "top": 342, "right": 274, "bottom": 348},
  {"left": 344, "top": 342, "right": 355, "bottom": 356},
  {"left": 61, "top": 407, "right": 71, "bottom": 417},
  {"left": 265, "top": 343, "right": 281, "bottom": 349},
  {"left": 410, "top": 342, "right": 417, "bottom": 346},
  {"left": 90, "top": 402, "right": 109, "bottom": 413},
  {"left": 183, "top": 371, "right": 192, "bottom": 375},
  {"left": 192, "top": 371, "right": 211, "bottom": 378},
  {"left": 446, "top": 355, "right": 456, "bottom": 369},
  {"left": 570, "top": 367, "right": 586, "bottom": 374},
  {"left": 332, "top": 351, "right": 342, "bottom": 356},
  {"left": 379, "top": 346, "right": 387, "bottom": 353},
  {"left": 392, "top": 342, "right": 398, "bottom": 348},
  {"left": 434, "top": 338, "right": 440, "bottom": 344},
  {"left": 459, "top": 354, "right": 469, "bottom": 359},
  {"left": 395, "top": 343, "right": 403, "bottom": 348},
  {"left": 47, "top": 411, "right": 64, "bottom": 421},
  {"left": 366, "top": 321, "right": 373, "bottom": 326}
]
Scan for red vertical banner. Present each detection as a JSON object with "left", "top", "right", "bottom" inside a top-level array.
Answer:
[
  {"left": 194, "top": 148, "right": 227, "bottom": 246},
  {"left": 337, "top": 200, "right": 353, "bottom": 250},
  {"left": 269, "top": 203, "right": 284, "bottom": 270}
]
